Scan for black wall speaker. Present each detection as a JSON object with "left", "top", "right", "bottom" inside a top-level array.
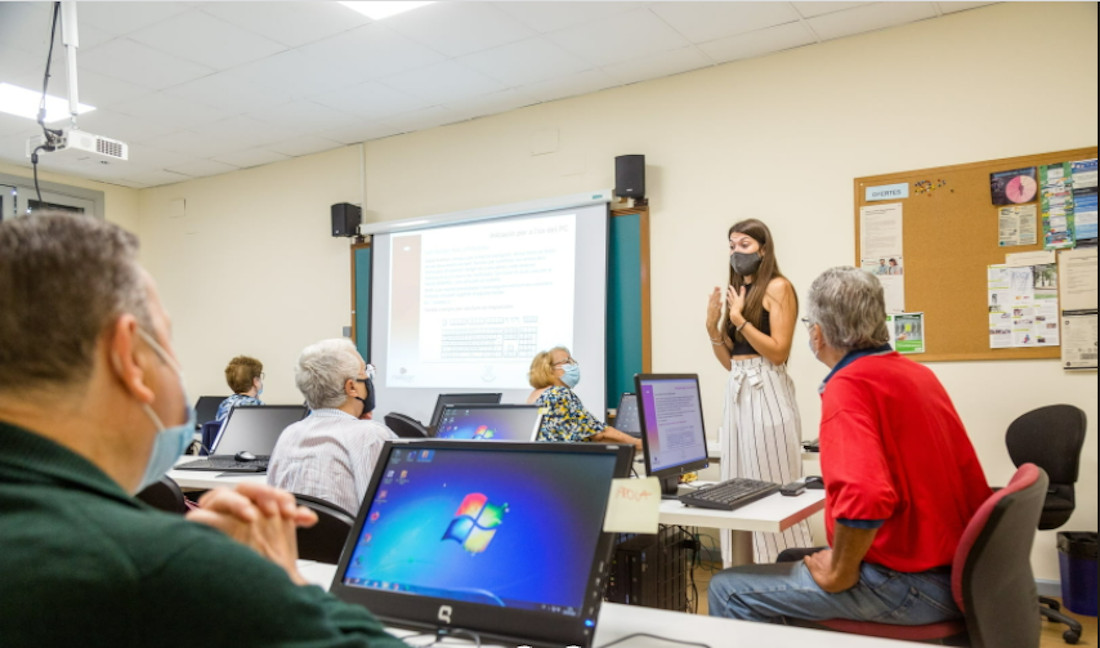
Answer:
[
  {"left": 614, "top": 154, "right": 645, "bottom": 199},
  {"left": 331, "top": 202, "right": 362, "bottom": 238}
]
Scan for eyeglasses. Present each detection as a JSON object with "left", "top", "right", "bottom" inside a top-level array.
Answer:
[
  {"left": 800, "top": 317, "right": 814, "bottom": 331},
  {"left": 258, "top": 372, "right": 266, "bottom": 380},
  {"left": 554, "top": 358, "right": 578, "bottom": 368},
  {"left": 365, "top": 363, "right": 377, "bottom": 380}
]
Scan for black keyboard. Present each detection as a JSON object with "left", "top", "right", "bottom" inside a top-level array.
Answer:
[
  {"left": 176, "top": 457, "right": 268, "bottom": 473},
  {"left": 678, "top": 477, "right": 780, "bottom": 511}
]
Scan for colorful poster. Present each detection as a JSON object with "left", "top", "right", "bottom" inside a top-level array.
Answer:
[
  {"left": 1071, "top": 158, "right": 1097, "bottom": 243},
  {"left": 990, "top": 167, "right": 1038, "bottom": 206},
  {"left": 998, "top": 204, "right": 1038, "bottom": 247},
  {"left": 887, "top": 313, "right": 925, "bottom": 354},
  {"left": 988, "top": 264, "right": 1060, "bottom": 348},
  {"left": 1040, "top": 162, "right": 1076, "bottom": 250}
]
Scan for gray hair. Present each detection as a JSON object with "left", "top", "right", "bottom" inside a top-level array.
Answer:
[
  {"left": 0, "top": 213, "right": 152, "bottom": 393},
  {"left": 295, "top": 338, "right": 363, "bottom": 409},
  {"left": 806, "top": 266, "right": 890, "bottom": 352}
]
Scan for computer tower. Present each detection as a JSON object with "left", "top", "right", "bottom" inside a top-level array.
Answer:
[{"left": 605, "top": 525, "right": 691, "bottom": 611}]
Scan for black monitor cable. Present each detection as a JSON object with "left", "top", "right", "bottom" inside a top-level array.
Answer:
[{"left": 32, "top": 2, "right": 65, "bottom": 207}]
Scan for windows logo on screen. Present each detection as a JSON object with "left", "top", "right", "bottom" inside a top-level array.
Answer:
[
  {"left": 442, "top": 493, "right": 507, "bottom": 554},
  {"left": 472, "top": 425, "right": 495, "bottom": 439}
]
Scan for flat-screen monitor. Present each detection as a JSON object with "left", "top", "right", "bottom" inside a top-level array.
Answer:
[
  {"left": 192, "top": 395, "right": 228, "bottom": 428},
  {"left": 210, "top": 405, "right": 308, "bottom": 457},
  {"left": 634, "top": 374, "right": 710, "bottom": 496},
  {"left": 427, "top": 392, "right": 502, "bottom": 431},
  {"left": 614, "top": 393, "right": 640, "bottom": 436},
  {"left": 329, "top": 440, "right": 633, "bottom": 648},
  {"left": 434, "top": 404, "right": 543, "bottom": 441}
]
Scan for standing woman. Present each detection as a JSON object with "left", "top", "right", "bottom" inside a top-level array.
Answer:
[{"left": 705, "top": 219, "right": 812, "bottom": 565}]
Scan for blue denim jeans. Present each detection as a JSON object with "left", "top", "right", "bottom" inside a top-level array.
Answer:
[{"left": 707, "top": 560, "right": 961, "bottom": 625}]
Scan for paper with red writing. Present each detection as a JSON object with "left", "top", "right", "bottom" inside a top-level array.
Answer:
[{"left": 602, "top": 477, "right": 660, "bottom": 534}]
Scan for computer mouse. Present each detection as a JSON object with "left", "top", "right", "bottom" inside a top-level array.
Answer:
[
  {"left": 804, "top": 475, "right": 824, "bottom": 489},
  {"left": 235, "top": 450, "right": 257, "bottom": 462}
]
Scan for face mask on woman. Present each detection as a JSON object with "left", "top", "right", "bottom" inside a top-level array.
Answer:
[
  {"left": 730, "top": 251, "right": 762, "bottom": 276},
  {"left": 560, "top": 362, "right": 581, "bottom": 388}
]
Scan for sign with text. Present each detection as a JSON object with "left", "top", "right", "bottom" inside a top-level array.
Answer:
[{"left": 602, "top": 477, "right": 660, "bottom": 534}]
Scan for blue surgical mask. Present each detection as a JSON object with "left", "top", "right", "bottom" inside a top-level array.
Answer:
[
  {"left": 560, "top": 363, "right": 581, "bottom": 388},
  {"left": 136, "top": 330, "right": 195, "bottom": 492}
]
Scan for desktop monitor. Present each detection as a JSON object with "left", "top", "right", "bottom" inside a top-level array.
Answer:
[
  {"left": 434, "top": 404, "right": 543, "bottom": 441},
  {"left": 427, "top": 393, "right": 502, "bottom": 431},
  {"left": 210, "top": 405, "right": 308, "bottom": 457},
  {"left": 633, "top": 374, "right": 710, "bottom": 496},
  {"left": 614, "top": 393, "right": 641, "bottom": 436},
  {"left": 329, "top": 440, "right": 634, "bottom": 648}
]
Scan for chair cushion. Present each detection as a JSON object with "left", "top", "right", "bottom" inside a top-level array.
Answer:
[{"left": 803, "top": 618, "right": 967, "bottom": 640}]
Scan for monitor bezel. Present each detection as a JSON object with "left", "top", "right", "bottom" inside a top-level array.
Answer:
[
  {"left": 433, "top": 403, "right": 544, "bottom": 441},
  {"left": 210, "top": 404, "right": 307, "bottom": 455},
  {"left": 328, "top": 440, "right": 634, "bottom": 648},
  {"left": 426, "top": 392, "right": 503, "bottom": 431},
  {"left": 633, "top": 373, "right": 710, "bottom": 483}
]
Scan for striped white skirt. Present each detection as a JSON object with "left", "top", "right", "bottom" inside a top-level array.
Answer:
[{"left": 720, "top": 356, "right": 813, "bottom": 565}]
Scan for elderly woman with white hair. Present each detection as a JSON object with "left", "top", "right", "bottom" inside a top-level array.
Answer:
[{"left": 266, "top": 338, "right": 396, "bottom": 515}]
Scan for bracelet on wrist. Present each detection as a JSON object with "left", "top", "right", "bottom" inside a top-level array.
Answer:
[{"left": 736, "top": 320, "right": 750, "bottom": 332}]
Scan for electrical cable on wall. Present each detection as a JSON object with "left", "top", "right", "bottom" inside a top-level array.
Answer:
[{"left": 31, "top": 2, "right": 64, "bottom": 207}]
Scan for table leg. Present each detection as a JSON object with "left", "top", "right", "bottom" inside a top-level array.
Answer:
[{"left": 730, "top": 530, "right": 753, "bottom": 565}]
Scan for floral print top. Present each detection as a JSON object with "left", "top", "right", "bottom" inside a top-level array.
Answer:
[
  {"left": 534, "top": 386, "right": 606, "bottom": 442},
  {"left": 215, "top": 394, "right": 263, "bottom": 422}
]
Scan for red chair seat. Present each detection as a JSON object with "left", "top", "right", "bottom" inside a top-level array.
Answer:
[{"left": 815, "top": 618, "right": 966, "bottom": 641}]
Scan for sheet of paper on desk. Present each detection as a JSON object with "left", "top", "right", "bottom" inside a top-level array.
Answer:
[{"left": 603, "top": 477, "right": 660, "bottom": 534}]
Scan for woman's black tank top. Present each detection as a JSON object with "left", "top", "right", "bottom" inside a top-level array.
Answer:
[{"left": 727, "top": 283, "right": 771, "bottom": 356}]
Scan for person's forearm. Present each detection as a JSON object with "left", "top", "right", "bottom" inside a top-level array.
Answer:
[
  {"left": 822, "top": 524, "right": 877, "bottom": 592},
  {"left": 736, "top": 322, "right": 790, "bottom": 365},
  {"left": 708, "top": 329, "right": 733, "bottom": 370}
]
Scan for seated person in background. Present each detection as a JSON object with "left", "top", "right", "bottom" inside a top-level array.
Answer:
[
  {"left": 708, "top": 267, "right": 991, "bottom": 626},
  {"left": 215, "top": 354, "right": 265, "bottom": 421},
  {"left": 526, "top": 346, "right": 641, "bottom": 450},
  {"left": 266, "top": 339, "right": 396, "bottom": 515},
  {"left": 0, "top": 214, "right": 407, "bottom": 647}
]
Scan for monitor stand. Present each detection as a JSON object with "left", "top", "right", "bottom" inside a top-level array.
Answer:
[{"left": 659, "top": 475, "right": 680, "bottom": 500}]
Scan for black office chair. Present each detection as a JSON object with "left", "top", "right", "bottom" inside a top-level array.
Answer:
[
  {"left": 135, "top": 476, "right": 189, "bottom": 514},
  {"left": 1005, "top": 404, "right": 1088, "bottom": 644},
  {"left": 383, "top": 412, "right": 430, "bottom": 438},
  {"left": 294, "top": 494, "right": 355, "bottom": 564}
]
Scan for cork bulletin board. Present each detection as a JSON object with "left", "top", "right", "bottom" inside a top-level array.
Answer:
[{"left": 854, "top": 146, "right": 1097, "bottom": 362}]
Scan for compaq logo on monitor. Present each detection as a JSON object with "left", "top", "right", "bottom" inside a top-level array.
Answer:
[{"left": 438, "top": 605, "right": 453, "bottom": 624}]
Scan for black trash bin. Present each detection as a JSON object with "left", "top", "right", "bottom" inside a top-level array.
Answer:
[{"left": 1058, "top": 531, "right": 1098, "bottom": 616}]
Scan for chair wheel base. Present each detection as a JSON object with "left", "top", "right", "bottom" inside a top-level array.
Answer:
[{"left": 1062, "top": 629, "right": 1079, "bottom": 644}]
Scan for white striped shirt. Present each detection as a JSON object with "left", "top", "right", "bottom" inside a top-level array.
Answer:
[{"left": 266, "top": 409, "right": 396, "bottom": 515}]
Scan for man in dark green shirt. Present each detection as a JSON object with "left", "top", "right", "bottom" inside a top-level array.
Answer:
[{"left": 0, "top": 214, "right": 408, "bottom": 648}]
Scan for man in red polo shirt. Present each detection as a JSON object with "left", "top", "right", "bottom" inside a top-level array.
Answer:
[{"left": 708, "top": 266, "right": 991, "bottom": 625}]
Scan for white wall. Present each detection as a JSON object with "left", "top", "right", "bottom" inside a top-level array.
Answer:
[{"left": 20, "top": 3, "right": 1093, "bottom": 582}]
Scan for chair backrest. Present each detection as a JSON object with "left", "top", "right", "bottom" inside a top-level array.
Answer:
[
  {"left": 294, "top": 493, "right": 355, "bottom": 564},
  {"left": 200, "top": 419, "right": 223, "bottom": 455},
  {"left": 135, "top": 476, "right": 189, "bottom": 514},
  {"left": 383, "top": 412, "right": 430, "bottom": 438},
  {"left": 193, "top": 395, "right": 228, "bottom": 430},
  {"left": 1006, "top": 404, "right": 1087, "bottom": 485},
  {"left": 952, "top": 463, "right": 1047, "bottom": 648}
]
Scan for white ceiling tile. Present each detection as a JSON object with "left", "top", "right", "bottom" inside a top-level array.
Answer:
[
  {"left": 77, "top": 39, "right": 215, "bottom": 90},
  {"left": 163, "top": 71, "right": 296, "bottom": 114},
  {"left": 651, "top": 2, "right": 801, "bottom": 44},
  {"left": 164, "top": 158, "right": 241, "bottom": 178},
  {"left": 548, "top": 7, "right": 692, "bottom": 67},
  {"left": 808, "top": 3, "right": 939, "bottom": 41},
  {"left": 602, "top": 46, "right": 714, "bottom": 85},
  {"left": 143, "top": 129, "right": 266, "bottom": 158},
  {"left": 200, "top": 2, "right": 371, "bottom": 48},
  {"left": 294, "top": 23, "right": 446, "bottom": 83},
  {"left": 937, "top": 2, "right": 998, "bottom": 15},
  {"left": 0, "top": 3, "right": 54, "bottom": 54},
  {"left": 443, "top": 88, "right": 541, "bottom": 122},
  {"left": 67, "top": 70, "right": 155, "bottom": 110},
  {"left": 311, "top": 82, "right": 431, "bottom": 121},
  {"left": 317, "top": 120, "right": 404, "bottom": 145},
  {"left": 200, "top": 115, "right": 299, "bottom": 147},
  {"left": 0, "top": 113, "right": 37, "bottom": 138},
  {"left": 110, "top": 92, "right": 226, "bottom": 129},
  {"left": 127, "top": 10, "right": 287, "bottom": 70},
  {"left": 378, "top": 61, "right": 505, "bottom": 105},
  {"left": 210, "top": 147, "right": 291, "bottom": 169},
  {"left": 228, "top": 49, "right": 354, "bottom": 99},
  {"left": 384, "top": 3, "right": 535, "bottom": 58},
  {"left": 383, "top": 106, "right": 467, "bottom": 134},
  {"left": 518, "top": 68, "right": 621, "bottom": 104},
  {"left": 251, "top": 101, "right": 362, "bottom": 133},
  {"left": 458, "top": 37, "right": 591, "bottom": 87},
  {"left": 265, "top": 135, "right": 346, "bottom": 157},
  {"left": 791, "top": 2, "right": 872, "bottom": 19},
  {"left": 119, "top": 142, "right": 194, "bottom": 168},
  {"left": 69, "top": 110, "right": 182, "bottom": 145},
  {"left": 699, "top": 21, "right": 817, "bottom": 63},
  {"left": 76, "top": 3, "right": 195, "bottom": 37},
  {"left": 493, "top": 2, "right": 646, "bottom": 34}
]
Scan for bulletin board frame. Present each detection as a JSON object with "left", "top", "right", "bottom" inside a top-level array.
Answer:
[{"left": 854, "top": 146, "right": 1097, "bottom": 362}]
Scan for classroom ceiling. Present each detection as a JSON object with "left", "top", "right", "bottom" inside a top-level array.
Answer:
[{"left": 0, "top": 1, "right": 994, "bottom": 189}]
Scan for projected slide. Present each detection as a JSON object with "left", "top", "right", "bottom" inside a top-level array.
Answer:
[{"left": 387, "top": 213, "right": 576, "bottom": 389}]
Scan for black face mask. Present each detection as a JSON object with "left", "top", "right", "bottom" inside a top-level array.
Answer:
[
  {"left": 355, "top": 377, "right": 375, "bottom": 416},
  {"left": 730, "top": 251, "right": 762, "bottom": 276}
]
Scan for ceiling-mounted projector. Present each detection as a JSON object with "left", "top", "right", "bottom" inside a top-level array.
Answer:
[{"left": 26, "top": 130, "right": 129, "bottom": 164}]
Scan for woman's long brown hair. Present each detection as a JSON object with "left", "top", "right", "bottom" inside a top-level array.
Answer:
[{"left": 726, "top": 218, "right": 796, "bottom": 342}]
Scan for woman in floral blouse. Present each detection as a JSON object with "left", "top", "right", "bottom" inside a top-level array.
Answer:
[{"left": 526, "top": 346, "right": 641, "bottom": 450}]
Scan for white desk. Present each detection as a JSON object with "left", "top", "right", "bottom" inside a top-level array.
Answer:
[
  {"left": 660, "top": 488, "right": 825, "bottom": 565},
  {"left": 298, "top": 561, "right": 908, "bottom": 648},
  {"left": 168, "top": 457, "right": 267, "bottom": 490}
]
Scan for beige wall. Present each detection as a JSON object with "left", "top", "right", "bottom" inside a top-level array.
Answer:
[
  {"left": 10, "top": 3, "right": 1095, "bottom": 582},
  {"left": 0, "top": 161, "right": 141, "bottom": 232}
]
